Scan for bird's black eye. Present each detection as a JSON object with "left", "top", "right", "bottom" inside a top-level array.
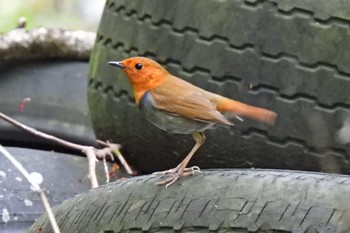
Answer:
[{"left": 135, "top": 63, "right": 143, "bottom": 70}]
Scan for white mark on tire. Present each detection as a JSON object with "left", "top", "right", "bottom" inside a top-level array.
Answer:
[
  {"left": 24, "top": 199, "right": 33, "bottom": 206},
  {"left": 2, "top": 208, "right": 10, "bottom": 223},
  {"left": 29, "top": 172, "right": 43, "bottom": 191},
  {"left": 29, "top": 172, "right": 43, "bottom": 185},
  {"left": 0, "top": 171, "right": 6, "bottom": 183},
  {"left": 336, "top": 118, "right": 350, "bottom": 144}
]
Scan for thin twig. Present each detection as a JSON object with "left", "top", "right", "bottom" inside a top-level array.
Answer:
[
  {"left": 97, "top": 140, "right": 134, "bottom": 175},
  {"left": 0, "top": 112, "right": 135, "bottom": 188},
  {"left": 103, "top": 159, "right": 110, "bottom": 183},
  {"left": 0, "top": 112, "right": 81, "bottom": 151},
  {"left": 114, "top": 148, "right": 134, "bottom": 175},
  {"left": 0, "top": 146, "right": 60, "bottom": 233},
  {"left": 84, "top": 148, "right": 99, "bottom": 188}
]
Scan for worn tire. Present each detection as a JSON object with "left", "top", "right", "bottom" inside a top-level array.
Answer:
[
  {"left": 29, "top": 169, "right": 350, "bottom": 232},
  {"left": 0, "top": 60, "right": 96, "bottom": 150},
  {"left": 88, "top": 0, "right": 350, "bottom": 174},
  {"left": 0, "top": 147, "right": 104, "bottom": 233}
]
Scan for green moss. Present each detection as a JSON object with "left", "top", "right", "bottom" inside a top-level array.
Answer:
[{"left": 88, "top": 44, "right": 101, "bottom": 79}]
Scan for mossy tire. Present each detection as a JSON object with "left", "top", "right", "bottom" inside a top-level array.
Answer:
[{"left": 88, "top": 0, "right": 350, "bottom": 174}]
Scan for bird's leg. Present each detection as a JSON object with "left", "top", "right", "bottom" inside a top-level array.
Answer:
[
  {"left": 154, "top": 132, "right": 205, "bottom": 188},
  {"left": 153, "top": 132, "right": 205, "bottom": 176}
]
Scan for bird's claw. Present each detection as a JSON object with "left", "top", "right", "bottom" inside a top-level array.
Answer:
[
  {"left": 190, "top": 166, "right": 201, "bottom": 174},
  {"left": 154, "top": 166, "right": 201, "bottom": 188},
  {"left": 155, "top": 173, "right": 180, "bottom": 188},
  {"left": 153, "top": 166, "right": 201, "bottom": 176},
  {"left": 153, "top": 168, "right": 177, "bottom": 176}
]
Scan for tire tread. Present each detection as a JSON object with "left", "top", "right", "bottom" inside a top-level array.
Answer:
[{"left": 29, "top": 170, "right": 350, "bottom": 232}]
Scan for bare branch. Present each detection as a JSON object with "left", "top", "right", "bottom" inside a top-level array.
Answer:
[
  {"left": 0, "top": 112, "right": 135, "bottom": 188},
  {"left": 0, "top": 112, "right": 82, "bottom": 151},
  {"left": 103, "top": 159, "right": 110, "bottom": 183},
  {"left": 97, "top": 140, "right": 135, "bottom": 175}
]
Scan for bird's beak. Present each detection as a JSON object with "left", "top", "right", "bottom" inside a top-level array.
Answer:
[{"left": 108, "top": 61, "right": 126, "bottom": 69}]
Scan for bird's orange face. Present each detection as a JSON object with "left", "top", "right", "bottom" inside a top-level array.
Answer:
[{"left": 109, "top": 57, "right": 169, "bottom": 105}]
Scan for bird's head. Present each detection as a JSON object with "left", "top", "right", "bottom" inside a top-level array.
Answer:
[
  {"left": 108, "top": 57, "right": 169, "bottom": 105},
  {"left": 108, "top": 56, "right": 168, "bottom": 89}
]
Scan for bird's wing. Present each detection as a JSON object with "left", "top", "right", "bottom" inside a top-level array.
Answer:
[{"left": 149, "top": 75, "right": 233, "bottom": 126}]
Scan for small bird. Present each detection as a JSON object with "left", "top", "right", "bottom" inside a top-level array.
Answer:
[{"left": 109, "top": 57, "right": 277, "bottom": 187}]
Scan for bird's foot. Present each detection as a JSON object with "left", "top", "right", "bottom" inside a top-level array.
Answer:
[
  {"left": 153, "top": 166, "right": 201, "bottom": 188},
  {"left": 153, "top": 166, "right": 200, "bottom": 176}
]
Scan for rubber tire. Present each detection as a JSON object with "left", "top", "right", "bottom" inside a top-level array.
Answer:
[
  {"left": 0, "top": 60, "right": 96, "bottom": 150},
  {"left": 88, "top": 0, "right": 350, "bottom": 174},
  {"left": 0, "top": 147, "right": 105, "bottom": 233},
  {"left": 29, "top": 169, "right": 350, "bottom": 232}
]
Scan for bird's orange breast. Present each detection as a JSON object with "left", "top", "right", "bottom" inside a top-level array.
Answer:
[{"left": 123, "top": 70, "right": 166, "bottom": 106}]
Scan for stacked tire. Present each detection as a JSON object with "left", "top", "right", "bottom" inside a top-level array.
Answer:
[
  {"left": 29, "top": 170, "right": 350, "bottom": 232},
  {"left": 29, "top": 0, "right": 350, "bottom": 232},
  {"left": 0, "top": 60, "right": 96, "bottom": 149},
  {"left": 88, "top": 0, "right": 350, "bottom": 174},
  {"left": 0, "top": 60, "right": 101, "bottom": 231}
]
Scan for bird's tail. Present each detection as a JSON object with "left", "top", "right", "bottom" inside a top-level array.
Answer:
[{"left": 217, "top": 98, "right": 277, "bottom": 125}]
